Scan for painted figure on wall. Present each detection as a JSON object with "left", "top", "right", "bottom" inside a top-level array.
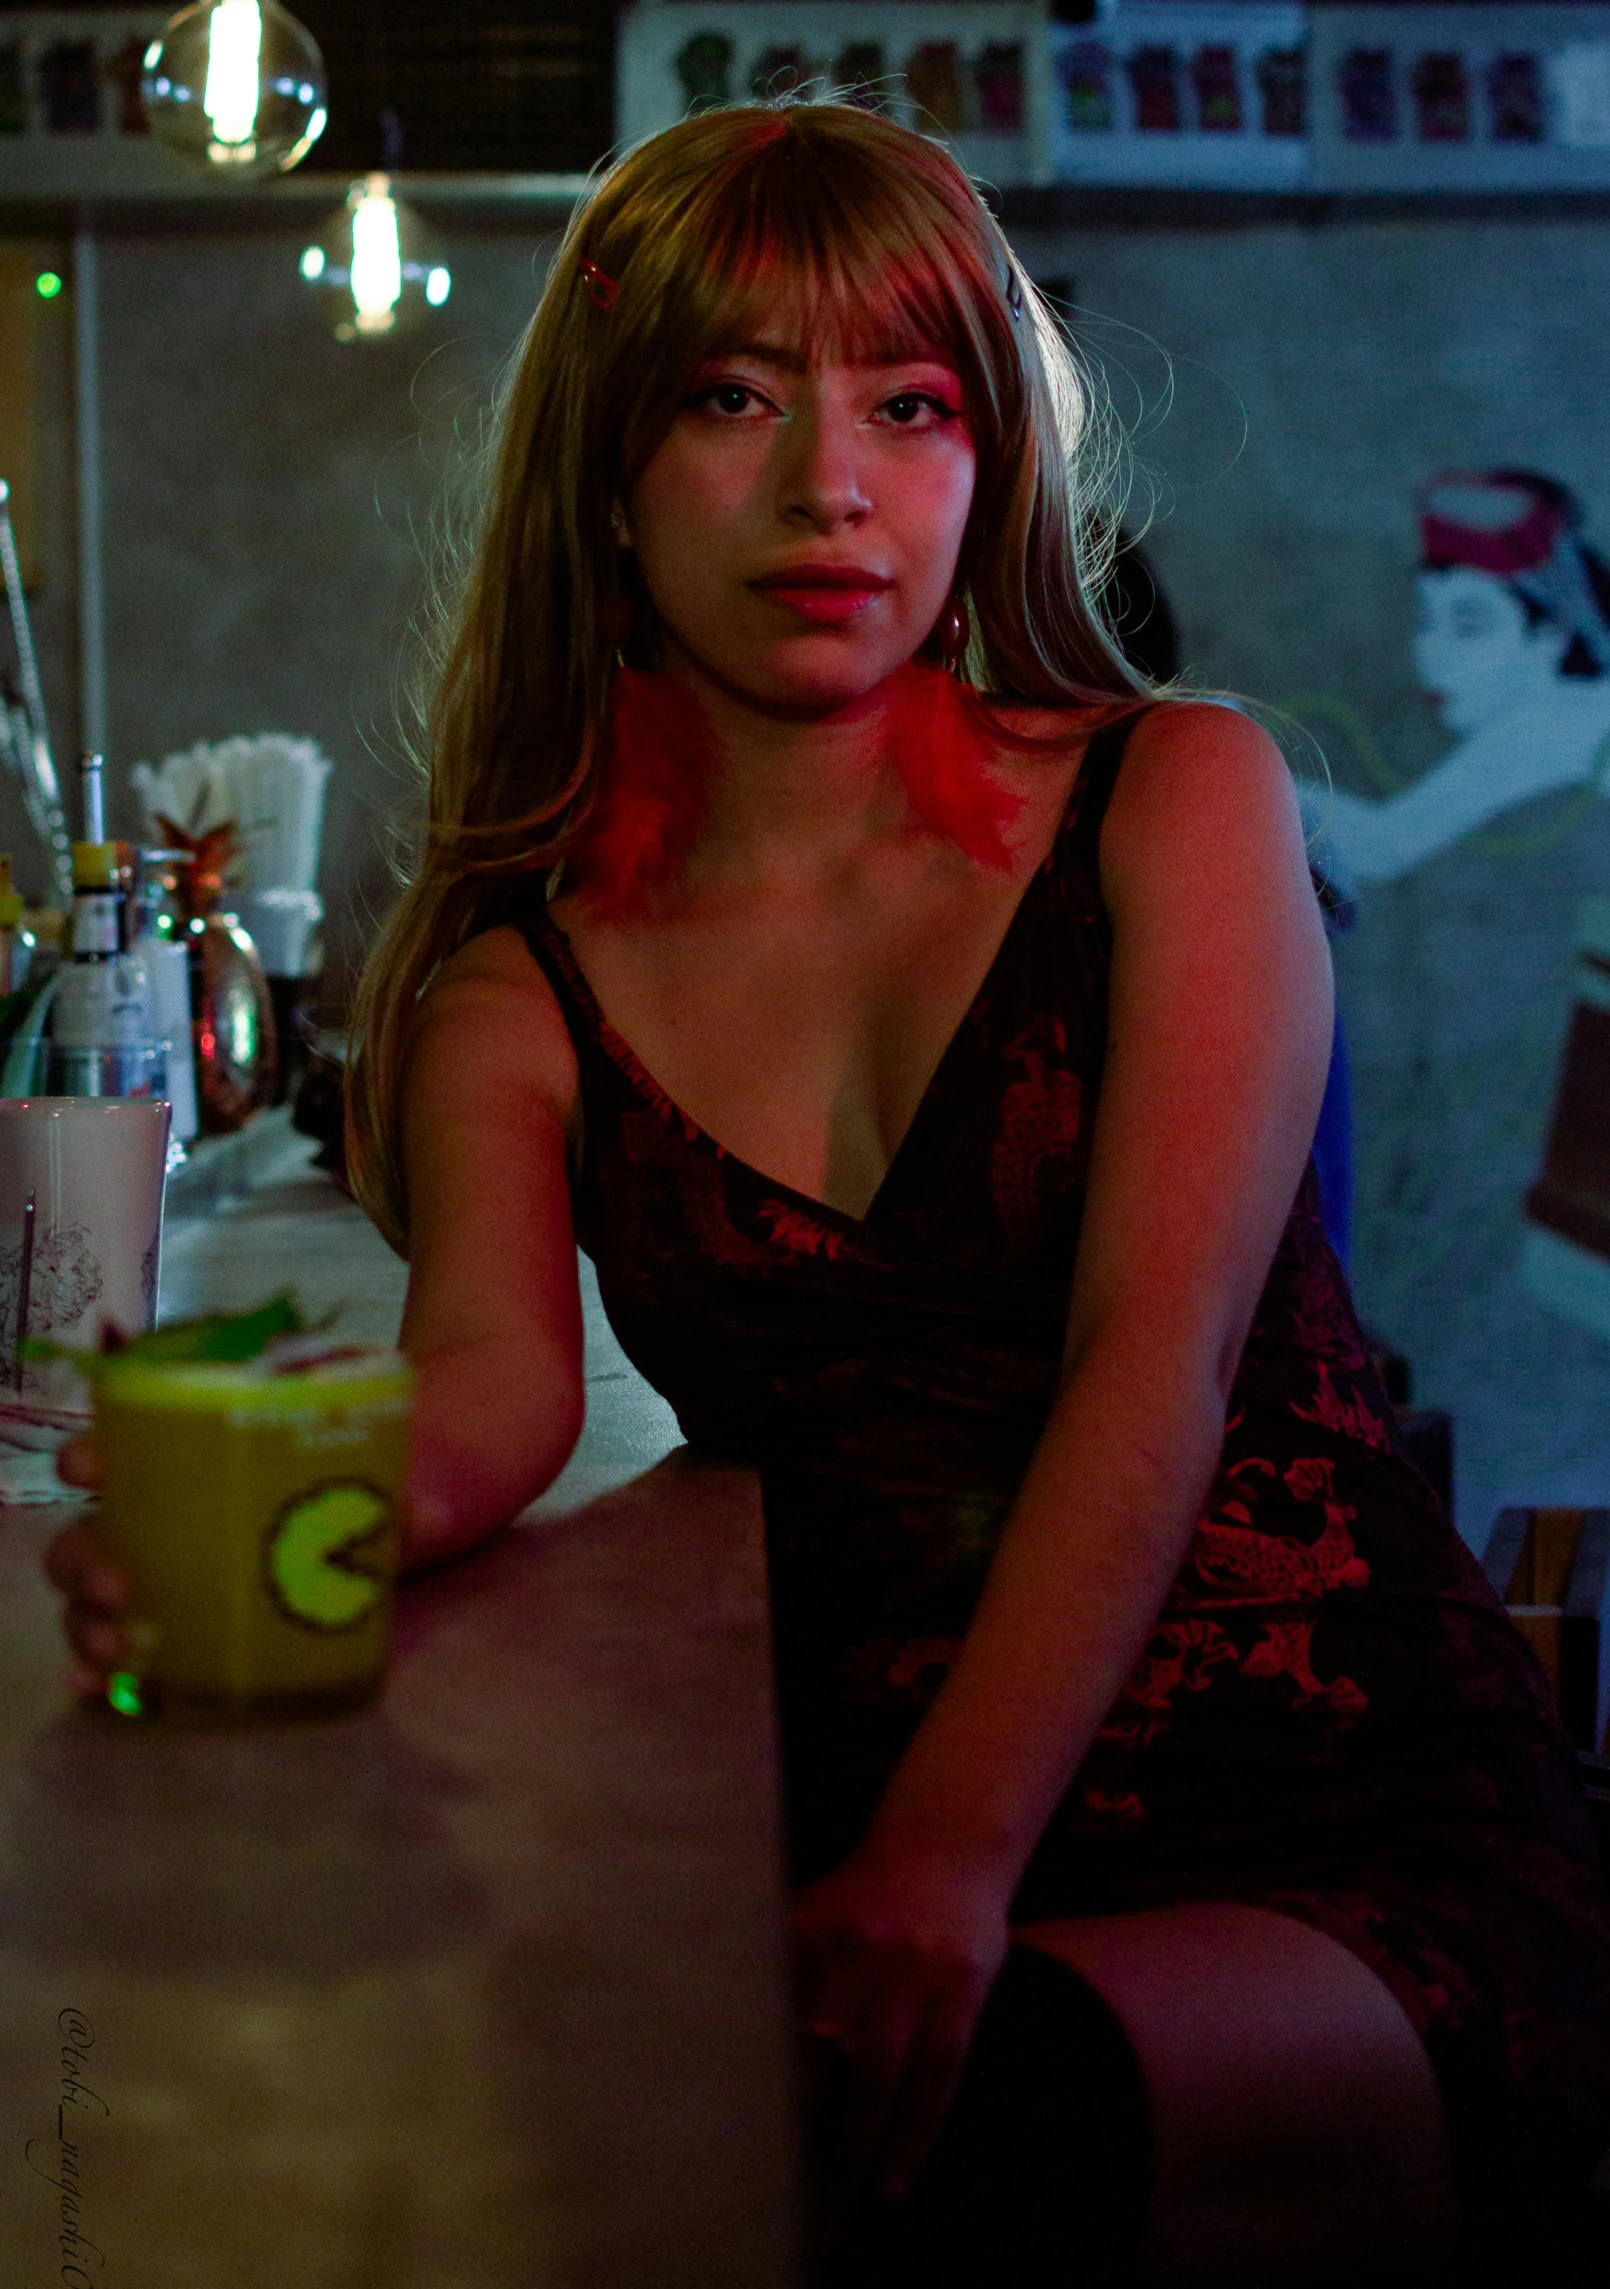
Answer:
[
  {"left": 1297, "top": 470, "right": 1610, "bottom": 1485},
  {"left": 1322, "top": 470, "right": 1610, "bottom": 885}
]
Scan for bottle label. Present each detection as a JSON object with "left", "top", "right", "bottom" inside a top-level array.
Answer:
[
  {"left": 71, "top": 894, "right": 120, "bottom": 959},
  {"left": 54, "top": 952, "right": 152, "bottom": 1049}
]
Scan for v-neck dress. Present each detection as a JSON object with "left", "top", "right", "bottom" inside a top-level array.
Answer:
[{"left": 516, "top": 710, "right": 1610, "bottom": 2241}]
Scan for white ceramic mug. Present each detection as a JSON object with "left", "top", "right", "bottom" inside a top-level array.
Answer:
[{"left": 0, "top": 1097, "right": 171, "bottom": 1449}]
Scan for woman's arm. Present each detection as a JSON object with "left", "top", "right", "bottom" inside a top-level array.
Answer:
[
  {"left": 394, "top": 927, "right": 588, "bottom": 1570},
  {"left": 868, "top": 702, "right": 1331, "bottom": 1868},
  {"left": 795, "top": 703, "right": 1333, "bottom": 2196},
  {"left": 46, "top": 926, "right": 588, "bottom": 1684}
]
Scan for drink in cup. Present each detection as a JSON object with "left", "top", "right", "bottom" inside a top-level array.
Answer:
[{"left": 92, "top": 1325, "right": 413, "bottom": 1721}]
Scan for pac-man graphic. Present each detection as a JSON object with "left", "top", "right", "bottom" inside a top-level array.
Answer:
[{"left": 262, "top": 1481, "right": 393, "bottom": 1632}]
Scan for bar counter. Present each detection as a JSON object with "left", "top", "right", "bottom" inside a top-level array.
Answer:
[{"left": 0, "top": 1128, "right": 802, "bottom": 2288}]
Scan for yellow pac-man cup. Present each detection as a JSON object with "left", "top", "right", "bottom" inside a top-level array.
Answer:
[{"left": 94, "top": 1344, "right": 413, "bottom": 1721}]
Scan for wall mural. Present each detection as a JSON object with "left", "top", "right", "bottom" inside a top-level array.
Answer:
[
  {"left": 1320, "top": 472, "right": 1610, "bottom": 884},
  {"left": 1295, "top": 470, "right": 1610, "bottom": 1383}
]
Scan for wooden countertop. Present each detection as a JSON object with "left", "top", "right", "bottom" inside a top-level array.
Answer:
[{"left": 0, "top": 1136, "right": 802, "bottom": 2288}]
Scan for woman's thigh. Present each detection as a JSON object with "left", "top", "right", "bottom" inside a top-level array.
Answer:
[{"left": 1012, "top": 1901, "right": 1458, "bottom": 2289}]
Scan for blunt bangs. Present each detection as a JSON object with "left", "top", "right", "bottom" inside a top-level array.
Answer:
[
  {"left": 698, "top": 127, "right": 1008, "bottom": 397},
  {"left": 595, "top": 107, "right": 1031, "bottom": 492}
]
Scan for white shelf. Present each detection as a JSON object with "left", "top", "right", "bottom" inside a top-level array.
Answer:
[
  {"left": 1048, "top": 4, "right": 1310, "bottom": 190},
  {"left": 8, "top": 4, "right": 1610, "bottom": 207},
  {"left": 0, "top": 9, "right": 171, "bottom": 197},
  {"left": 619, "top": 0, "right": 1610, "bottom": 198},
  {"left": 1310, "top": 5, "right": 1610, "bottom": 193},
  {"left": 617, "top": 2, "right": 1051, "bottom": 188}
]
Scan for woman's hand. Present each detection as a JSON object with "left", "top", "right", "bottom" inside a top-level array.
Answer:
[
  {"left": 43, "top": 1433, "right": 128, "bottom": 1700},
  {"left": 38, "top": 1410, "right": 517, "bottom": 1700},
  {"left": 792, "top": 1837, "right": 1013, "bottom": 2227}
]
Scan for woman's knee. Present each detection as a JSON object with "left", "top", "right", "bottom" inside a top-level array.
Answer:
[{"left": 1014, "top": 1903, "right": 1458, "bottom": 2288}]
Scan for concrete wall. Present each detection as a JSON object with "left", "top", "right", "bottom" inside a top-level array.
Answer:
[
  {"left": 9, "top": 217, "right": 568, "bottom": 998},
  {"left": 10, "top": 201, "right": 1610, "bottom": 1542}
]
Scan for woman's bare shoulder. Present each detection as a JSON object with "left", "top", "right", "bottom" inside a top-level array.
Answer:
[
  {"left": 1101, "top": 701, "right": 1305, "bottom": 905},
  {"left": 1123, "top": 695, "right": 1279, "bottom": 757},
  {"left": 408, "top": 925, "right": 579, "bottom": 1116},
  {"left": 1113, "top": 699, "right": 1291, "bottom": 816},
  {"left": 419, "top": 923, "right": 562, "bottom": 1012},
  {"left": 981, "top": 694, "right": 1281, "bottom": 810}
]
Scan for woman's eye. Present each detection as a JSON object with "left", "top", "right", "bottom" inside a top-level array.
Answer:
[
  {"left": 876, "top": 391, "right": 958, "bottom": 430},
  {"left": 689, "top": 381, "right": 767, "bottom": 418}
]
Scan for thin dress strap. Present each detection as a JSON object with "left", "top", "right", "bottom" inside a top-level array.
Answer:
[
  {"left": 1064, "top": 705, "right": 1152, "bottom": 876},
  {"left": 514, "top": 903, "right": 612, "bottom": 1067}
]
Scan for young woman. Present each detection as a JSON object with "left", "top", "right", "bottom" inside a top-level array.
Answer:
[{"left": 51, "top": 105, "right": 1610, "bottom": 2286}]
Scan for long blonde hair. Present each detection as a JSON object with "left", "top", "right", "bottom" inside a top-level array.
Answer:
[{"left": 347, "top": 100, "right": 1150, "bottom": 1253}]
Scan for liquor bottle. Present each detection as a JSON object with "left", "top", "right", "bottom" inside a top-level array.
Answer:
[
  {"left": 51, "top": 755, "right": 159, "bottom": 1098},
  {"left": 130, "top": 848, "right": 199, "bottom": 1141}
]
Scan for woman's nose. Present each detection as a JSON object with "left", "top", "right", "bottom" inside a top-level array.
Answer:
[{"left": 776, "top": 406, "right": 871, "bottom": 533}]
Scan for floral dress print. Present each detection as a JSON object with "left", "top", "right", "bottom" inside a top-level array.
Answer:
[{"left": 516, "top": 709, "right": 1610, "bottom": 2252}]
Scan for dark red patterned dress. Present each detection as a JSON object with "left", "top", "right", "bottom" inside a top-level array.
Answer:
[{"left": 518, "top": 710, "right": 1610, "bottom": 2246}]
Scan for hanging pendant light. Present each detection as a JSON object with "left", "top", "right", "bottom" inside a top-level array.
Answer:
[
  {"left": 299, "top": 174, "right": 451, "bottom": 342},
  {"left": 142, "top": 0, "right": 327, "bottom": 180}
]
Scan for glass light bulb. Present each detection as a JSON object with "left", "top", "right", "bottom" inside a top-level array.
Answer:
[
  {"left": 202, "top": 0, "right": 262, "bottom": 149},
  {"left": 143, "top": 0, "right": 326, "bottom": 181},
  {"left": 299, "top": 176, "right": 453, "bottom": 344},
  {"left": 350, "top": 176, "right": 403, "bottom": 331}
]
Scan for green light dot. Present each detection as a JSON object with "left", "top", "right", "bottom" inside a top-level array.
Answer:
[
  {"left": 35, "top": 271, "right": 63, "bottom": 301},
  {"left": 106, "top": 1671, "right": 143, "bottom": 1718}
]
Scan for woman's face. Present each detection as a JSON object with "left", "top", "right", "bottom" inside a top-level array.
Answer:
[
  {"left": 1413, "top": 565, "right": 1566, "bottom": 737},
  {"left": 621, "top": 336, "right": 976, "bottom": 715}
]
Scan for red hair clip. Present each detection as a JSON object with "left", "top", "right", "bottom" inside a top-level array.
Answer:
[{"left": 578, "top": 257, "right": 619, "bottom": 313}]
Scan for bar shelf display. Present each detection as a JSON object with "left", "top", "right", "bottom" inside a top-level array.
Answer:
[
  {"left": 617, "top": 3, "right": 1046, "bottom": 187},
  {"left": 619, "top": 2, "right": 1610, "bottom": 198},
  {"left": 1047, "top": 3, "right": 1309, "bottom": 188},
  {"left": 9, "top": 5, "right": 1610, "bottom": 204}
]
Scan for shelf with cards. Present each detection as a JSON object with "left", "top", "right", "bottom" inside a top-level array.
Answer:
[
  {"left": 8, "top": 4, "right": 1610, "bottom": 209},
  {"left": 1310, "top": 3, "right": 1610, "bottom": 192},
  {"left": 617, "top": 3, "right": 1050, "bottom": 189},
  {"left": 620, "top": 1, "right": 1610, "bottom": 200},
  {"left": 1048, "top": 4, "right": 1311, "bottom": 189}
]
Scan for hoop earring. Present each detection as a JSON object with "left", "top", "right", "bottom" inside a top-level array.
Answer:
[{"left": 938, "top": 593, "right": 971, "bottom": 674}]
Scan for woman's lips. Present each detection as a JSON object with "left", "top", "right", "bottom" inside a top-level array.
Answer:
[{"left": 750, "top": 570, "right": 891, "bottom": 625}]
